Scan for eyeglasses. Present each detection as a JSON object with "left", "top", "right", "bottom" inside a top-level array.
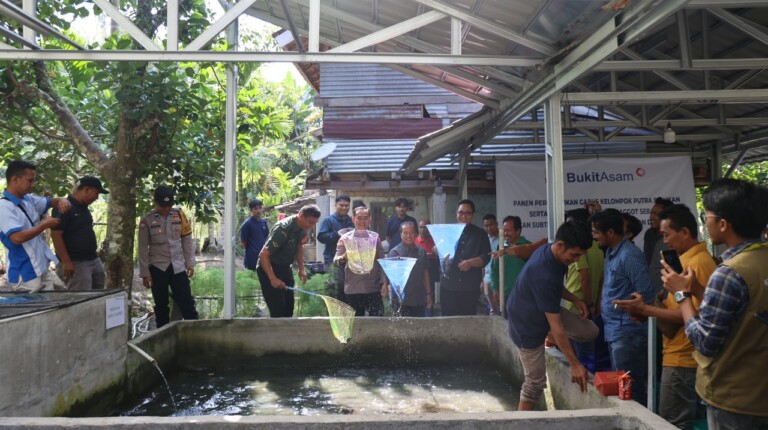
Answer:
[
  {"left": 699, "top": 211, "right": 720, "bottom": 224},
  {"left": 456, "top": 211, "right": 473, "bottom": 216}
]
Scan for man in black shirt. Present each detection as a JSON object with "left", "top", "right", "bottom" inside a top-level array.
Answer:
[
  {"left": 51, "top": 176, "right": 109, "bottom": 289},
  {"left": 440, "top": 199, "right": 491, "bottom": 316}
]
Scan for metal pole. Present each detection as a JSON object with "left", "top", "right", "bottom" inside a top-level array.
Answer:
[
  {"left": 222, "top": 2, "right": 238, "bottom": 319},
  {"left": 648, "top": 317, "right": 658, "bottom": 412},
  {"left": 544, "top": 93, "right": 564, "bottom": 240}
]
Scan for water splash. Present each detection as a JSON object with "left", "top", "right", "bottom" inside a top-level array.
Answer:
[
  {"left": 378, "top": 257, "right": 417, "bottom": 302},
  {"left": 128, "top": 343, "right": 177, "bottom": 410}
]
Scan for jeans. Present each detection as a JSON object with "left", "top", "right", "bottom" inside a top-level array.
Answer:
[
  {"left": 707, "top": 404, "right": 768, "bottom": 430},
  {"left": 659, "top": 366, "right": 703, "bottom": 429},
  {"left": 608, "top": 334, "right": 648, "bottom": 406}
]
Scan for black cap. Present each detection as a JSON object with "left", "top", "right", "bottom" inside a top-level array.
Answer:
[
  {"left": 154, "top": 186, "right": 174, "bottom": 207},
  {"left": 79, "top": 176, "right": 109, "bottom": 194}
]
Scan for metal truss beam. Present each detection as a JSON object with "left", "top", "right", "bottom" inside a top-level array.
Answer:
[
  {"left": 502, "top": 117, "right": 768, "bottom": 128},
  {"left": 389, "top": 65, "right": 500, "bottom": 107},
  {"left": 688, "top": 0, "right": 768, "bottom": 7},
  {"left": 433, "top": 65, "right": 517, "bottom": 97},
  {"left": 593, "top": 58, "right": 768, "bottom": 71},
  {"left": 565, "top": 89, "right": 768, "bottom": 104},
  {"left": 328, "top": 10, "right": 447, "bottom": 53},
  {"left": 279, "top": 0, "right": 305, "bottom": 52},
  {"left": 486, "top": 133, "right": 731, "bottom": 144},
  {"left": 413, "top": 0, "right": 557, "bottom": 56},
  {"left": 401, "top": 0, "right": 690, "bottom": 172},
  {"left": 0, "top": 0, "right": 83, "bottom": 49},
  {"left": 0, "top": 49, "right": 540, "bottom": 66},
  {"left": 92, "top": 0, "right": 160, "bottom": 51},
  {"left": 185, "top": 0, "right": 259, "bottom": 51},
  {"left": 708, "top": 8, "right": 768, "bottom": 47},
  {"left": 0, "top": 24, "right": 39, "bottom": 49}
]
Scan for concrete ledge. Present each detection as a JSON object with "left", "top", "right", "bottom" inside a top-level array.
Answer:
[{"left": 1, "top": 407, "right": 673, "bottom": 429}]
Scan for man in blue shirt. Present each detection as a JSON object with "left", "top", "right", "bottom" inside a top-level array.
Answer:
[
  {"left": 317, "top": 195, "right": 354, "bottom": 302},
  {"left": 507, "top": 221, "right": 597, "bottom": 410},
  {"left": 590, "top": 208, "right": 654, "bottom": 406},
  {"left": 385, "top": 197, "right": 417, "bottom": 250},
  {"left": 0, "top": 160, "right": 71, "bottom": 292},
  {"left": 240, "top": 199, "right": 269, "bottom": 271}
]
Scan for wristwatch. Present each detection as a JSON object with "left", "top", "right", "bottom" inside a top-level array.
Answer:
[{"left": 674, "top": 291, "right": 692, "bottom": 304}]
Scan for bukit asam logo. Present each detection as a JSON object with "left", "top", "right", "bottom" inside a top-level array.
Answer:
[{"left": 566, "top": 167, "right": 642, "bottom": 183}]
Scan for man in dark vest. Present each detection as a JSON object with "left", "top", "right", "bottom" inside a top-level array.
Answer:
[{"left": 662, "top": 178, "right": 768, "bottom": 430}]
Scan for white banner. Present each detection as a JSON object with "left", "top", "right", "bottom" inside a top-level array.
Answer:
[{"left": 495, "top": 156, "right": 697, "bottom": 251}]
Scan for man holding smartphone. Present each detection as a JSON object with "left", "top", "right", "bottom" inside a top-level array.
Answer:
[
  {"left": 615, "top": 204, "right": 715, "bottom": 428},
  {"left": 662, "top": 179, "right": 768, "bottom": 430},
  {"left": 590, "top": 208, "right": 654, "bottom": 406}
]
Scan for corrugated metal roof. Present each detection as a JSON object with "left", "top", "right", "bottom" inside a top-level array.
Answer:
[
  {"left": 319, "top": 63, "right": 460, "bottom": 98},
  {"left": 325, "top": 139, "right": 457, "bottom": 173}
]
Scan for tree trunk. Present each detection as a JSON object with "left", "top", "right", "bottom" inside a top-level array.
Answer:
[
  {"left": 104, "top": 170, "right": 139, "bottom": 291},
  {"left": 103, "top": 113, "right": 145, "bottom": 291}
]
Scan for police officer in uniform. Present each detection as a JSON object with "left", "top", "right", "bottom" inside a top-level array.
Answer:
[{"left": 138, "top": 185, "right": 198, "bottom": 328}]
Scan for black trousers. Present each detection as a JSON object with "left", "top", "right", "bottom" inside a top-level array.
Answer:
[
  {"left": 441, "top": 288, "right": 481, "bottom": 316},
  {"left": 256, "top": 265, "right": 295, "bottom": 318},
  {"left": 400, "top": 305, "right": 426, "bottom": 317},
  {"left": 346, "top": 292, "right": 384, "bottom": 317},
  {"left": 150, "top": 265, "right": 198, "bottom": 328}
]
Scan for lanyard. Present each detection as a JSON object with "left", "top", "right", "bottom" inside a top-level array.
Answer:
[{"left": 2, "top": 197, "right": 36, "bottom": 226}]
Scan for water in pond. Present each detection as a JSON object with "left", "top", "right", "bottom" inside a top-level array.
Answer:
[{"left": 119, "top": 365, "right": 519, "bottom": 416}]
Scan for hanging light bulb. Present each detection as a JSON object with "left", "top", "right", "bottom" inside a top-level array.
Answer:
[{"left": 663, "top": 122, "right": 676, "bottom": 143}]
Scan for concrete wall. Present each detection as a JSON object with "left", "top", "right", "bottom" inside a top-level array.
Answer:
[
  {"left": 0, "top": 290, "right": 129, "bottom": 416},
  {"left": 1, "top": 316, "right": 676, "bottom": 430}
]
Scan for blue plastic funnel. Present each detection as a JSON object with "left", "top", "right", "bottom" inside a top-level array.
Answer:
[
  {"left": 378, "top": 257, "right": 417, "bottom": 301},
  {"left": 426, "top": 224, "right": 465, "bottom": 277}
]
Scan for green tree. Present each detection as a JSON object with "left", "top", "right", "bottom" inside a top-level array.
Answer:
[{"left": 1, "top": 0, "right": 224, "bottom": 291}]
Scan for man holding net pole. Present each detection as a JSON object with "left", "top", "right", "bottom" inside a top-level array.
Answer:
[{"left": 256, "top": 204, "right": 321, "bottom": 318}]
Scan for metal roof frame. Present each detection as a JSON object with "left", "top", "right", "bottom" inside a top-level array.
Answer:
[{"left": 3, "top": 0, "right": 768, "bottom": 320}]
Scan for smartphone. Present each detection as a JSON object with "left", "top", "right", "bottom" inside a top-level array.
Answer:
[{"left": 661, "top": 249, "right": 684, "bottom": 273}]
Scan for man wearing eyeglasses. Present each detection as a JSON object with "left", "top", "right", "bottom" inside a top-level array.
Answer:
[
  {"left": 662, "top": 178, "right": 768, "bottom": 430},
  {"left": 440, "top": 199, "right": 491, "bottom": 316}
]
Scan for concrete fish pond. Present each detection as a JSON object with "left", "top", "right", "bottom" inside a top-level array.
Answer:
[{"left": 1, "top": 309, "right": 676, "bottom": 429}]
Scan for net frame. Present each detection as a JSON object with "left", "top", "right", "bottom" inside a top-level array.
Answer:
[
  {"left": 377, "top": 257, "right": 418, "bottom": 302},
  {"left": 426, "top": 224, "right": 466, "bottom": 279},
  {"left": 287, "top": 286, "right": 355, "bottom": 343},
  {"left": 340, "top": 229, "right": 379, "bottom": 274}
]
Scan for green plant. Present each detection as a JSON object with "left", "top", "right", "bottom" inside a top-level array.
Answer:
[
  {"left": 190, "top": 268, "right": 262, "bottom": 318},
  {"left": 189, "top": 267, "right": 332, "bottom": 318},
  {"left": 293, "top": 272, "right": 332, "bottom": 317}
]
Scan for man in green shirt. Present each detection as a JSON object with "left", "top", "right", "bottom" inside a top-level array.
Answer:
[
  {"left": 564, "top": 208, "right": 604, "bottom": 316},
  {"left": 256, "top": 204, "right": 321, "bottom": 318},
  {"left": 490, "top": 216, "right": 531, "bottom": 306}
]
